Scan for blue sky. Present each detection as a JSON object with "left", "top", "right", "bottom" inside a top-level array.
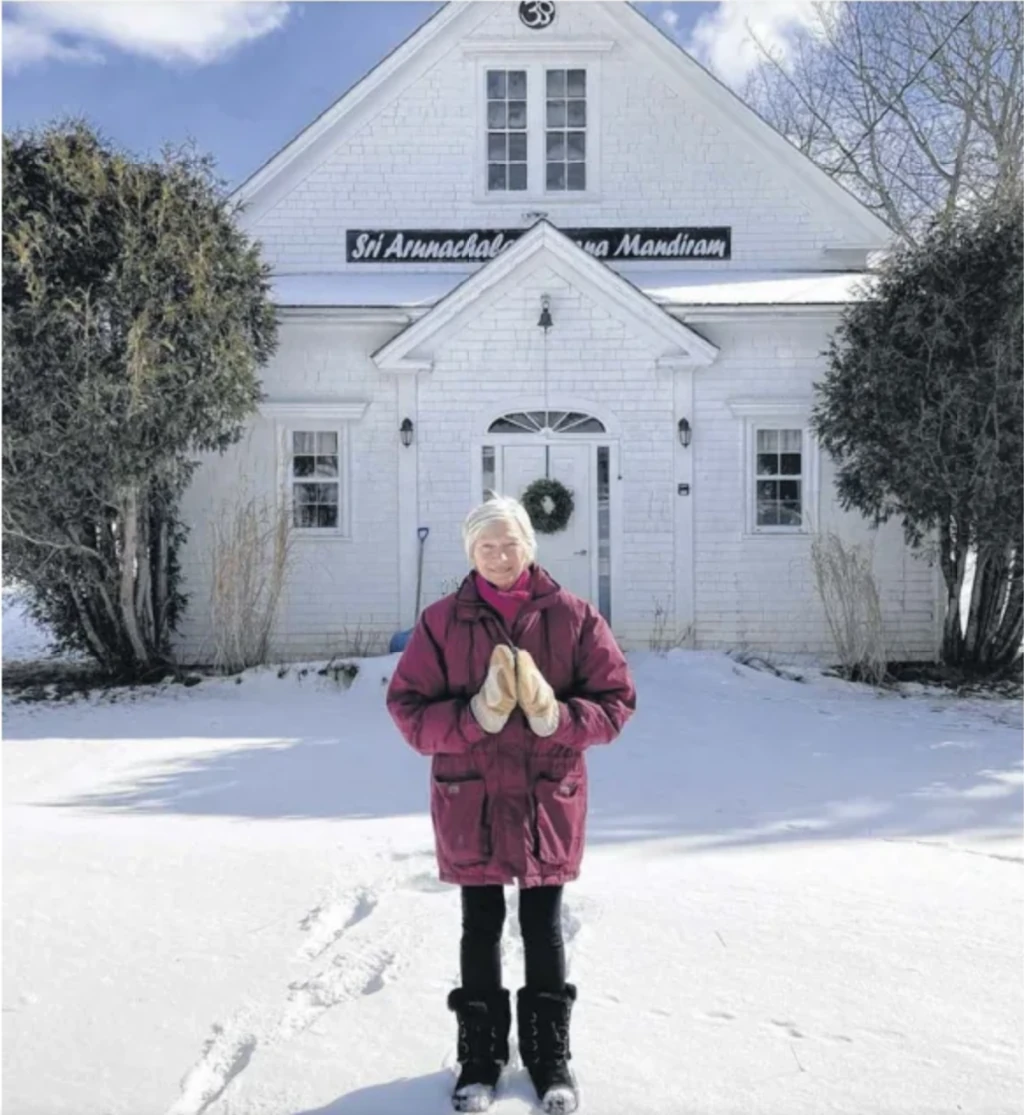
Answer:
[{"left": 1, "top": 2, "right": 778, "bottom": 191}]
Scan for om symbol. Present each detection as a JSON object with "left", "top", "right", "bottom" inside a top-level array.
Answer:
[{"left": 518, "top": 1, "right": 556, "bottom": 30}]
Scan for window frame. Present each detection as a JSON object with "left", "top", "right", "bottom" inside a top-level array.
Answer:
[
  {"left": 472, "top": 54, "right": 602, "bottom": 204},
  {"left": 751, "top": 425, "right": 806, "bottom": 534},
  {"left": 729, "top": 399, "right": 819, "bottom": 538},
  {"left": 268, "top": 404, "right": 363, "bottom": 541},
  {"left": 288, "top": 428, "right": 344, "bottom": 533},
  {"left": 485, "top": 67, "right": 529, "bottom": 193}
]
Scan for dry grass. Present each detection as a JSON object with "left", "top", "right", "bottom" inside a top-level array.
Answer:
[
  {"left": 332, "top": 625, "right": 390, "bottom": 658},
  {"left": 811, "top": 531, "right": 888, "bottom": 685},
  {"left": 649, "top": 600, "right": 693, "bottom": 654},
  {"left": 208, "top": 493, "right": 295, "bottom": 673}
]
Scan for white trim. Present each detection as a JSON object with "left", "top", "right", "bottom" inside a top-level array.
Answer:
[
  {"left": 607, "top": 440, "right": 624, "bottom": 635},
  {"left": 674, "top": 367, "right": 695, "bottom": 645},
  {"left": 277, "top": 307, "right": 420, "bottom": 326},
  {"left": 674, "top": 306, "right": 849, "bottom": 322},
  {"left": 372, "top": 221, "right": 718, "bottom": 373},
  {"left": 397, "top": 377, "right": 420, "bottom": 626},
  {"left": 275, "top": 419, "right": 354, "bottom": 541},
  {"left": 262, "top": 400, "right": 370, "bottom": 421},
  {"left": 727, "top": 397, "right": 812, "bottom": 419}
]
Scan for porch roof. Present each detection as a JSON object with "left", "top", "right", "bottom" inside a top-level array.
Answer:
[{"left": 270, "top": 268, "right": 874, "bottom": 310}]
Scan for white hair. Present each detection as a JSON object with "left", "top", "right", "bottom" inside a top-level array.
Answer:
[{"left": 462, "top": 494, "right": 537, "bottom": 565}]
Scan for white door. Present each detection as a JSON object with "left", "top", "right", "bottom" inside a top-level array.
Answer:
[{"left": 500, "top": 442, "right": 594, "bottom": 603}]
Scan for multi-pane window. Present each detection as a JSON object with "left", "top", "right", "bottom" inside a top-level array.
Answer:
[
  {"left": 755, "top": 429, "right": 803, "bottom": 528},
  {"left": 546, "top": 69, "right": 586, "bottom": 191},
  {"left": 291, "top": 431, "right": 340, "bottom": 529},
  {"left": 487, "top": 69, "right": 527, "bottom": 191}
]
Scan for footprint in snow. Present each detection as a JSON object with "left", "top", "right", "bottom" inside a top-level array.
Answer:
[
  {"left": 297, "top": 886, "right": 379, "bottom": 961},
  {"left": 279, "top": 944, "right": 397, "bottom": 1040},
  {"left": 167, "top": 1019, "right": 259, "bottom": 1115}
]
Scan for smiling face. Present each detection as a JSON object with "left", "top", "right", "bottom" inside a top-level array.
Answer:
[{"left": 472, "top": 520, "right": 530, "bottom": 590}]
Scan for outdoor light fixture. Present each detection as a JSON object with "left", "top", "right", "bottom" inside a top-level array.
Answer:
[
  {"left": 538, "top": 294, "right": 553, "bottom": 331},
  {"left": 400, "top": 418, "right": 414, "bottom": 447},
  {"left": 677, "top": 417, "right": 692, "bottom": 448}
]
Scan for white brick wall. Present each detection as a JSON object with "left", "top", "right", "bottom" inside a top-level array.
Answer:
[
  {"left": 691, "top": 318, "right": 939, "bottom": 660},
  {"left": 174, "top": 321, "right": 402, "bottom": 663},
  {"left": 246, "top": 2, "right": 846, "bottom": 272},
  {"left": 175, "top": 306, "right": 939, "bottom": 665}
]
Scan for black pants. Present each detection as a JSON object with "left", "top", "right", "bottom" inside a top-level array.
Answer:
[{"left": 461, "top": 885, "right": 565, "bottom": 994}]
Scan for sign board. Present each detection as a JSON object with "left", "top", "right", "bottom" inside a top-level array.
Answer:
[{"left": 346, "top": 226, "right": 732, "bottom": 264}]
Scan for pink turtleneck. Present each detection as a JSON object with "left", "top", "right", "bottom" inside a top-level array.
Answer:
[{"left": 474, "top": 567, "right": 533, "bottom": 627}]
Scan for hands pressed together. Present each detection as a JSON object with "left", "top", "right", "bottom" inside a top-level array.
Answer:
[{"left": 470, "top": 645, "right": 560, "bottom": 738}]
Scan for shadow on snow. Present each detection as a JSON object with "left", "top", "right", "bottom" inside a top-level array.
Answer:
[{"left": 7, "top": 652, "right": 1022, "bottom": 855}]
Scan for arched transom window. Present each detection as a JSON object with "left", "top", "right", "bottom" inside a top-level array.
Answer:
[{"left": 487, "top": 410, "right": 606, "bottom": 434}]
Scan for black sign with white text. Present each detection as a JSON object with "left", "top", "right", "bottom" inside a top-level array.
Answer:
[{"left": 346, "top": 226, "right": 732, "bottom": 264}]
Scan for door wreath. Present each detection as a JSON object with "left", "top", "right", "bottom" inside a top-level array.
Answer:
[{"left": 521, "top": 478, "right": 575, "bottom": 534}]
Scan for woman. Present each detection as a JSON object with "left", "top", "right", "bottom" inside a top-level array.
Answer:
[{"left": 387, "top": 495, "right": 636, "bottom": 1114}]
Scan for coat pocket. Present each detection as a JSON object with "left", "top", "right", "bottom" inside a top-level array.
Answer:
[
  {"left": 533, "top": 776, "right": 585, "bottom": 866},
  {"left": 432, "top": 776, "right": 491, "bottom": 867}
]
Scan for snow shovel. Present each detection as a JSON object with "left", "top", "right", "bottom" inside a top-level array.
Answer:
[{"left": 388, "top": 526, "right": 429, "bottom": 653}]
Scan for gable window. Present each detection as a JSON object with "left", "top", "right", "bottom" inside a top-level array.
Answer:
[
  {"left": 488, "top": 409, "right": 605, "bottom": 434},
  {"left": 754, "top": 428, "right": 803, "bottom": 530},
  {"left": 545, "top": 69, "right": 586, "bottom": 191},
  {"left": 475, "top": 53, "right": 603, "bottom": 201},
  {"left": 291, "top": 431, "right": 341, "bottom": 529},
  {"left": 487, "top": 69, "right": 528, "bottom": 191}
]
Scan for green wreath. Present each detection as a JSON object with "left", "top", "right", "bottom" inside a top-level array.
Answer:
[{"left": 521, "top": 478, "right": 575, "bottom": 534}]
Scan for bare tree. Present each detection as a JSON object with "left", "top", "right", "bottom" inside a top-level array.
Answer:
[{"left": 743, "top": 2, "right": 1023, "bottom": 241}]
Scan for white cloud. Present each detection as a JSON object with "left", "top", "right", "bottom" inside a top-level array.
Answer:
[
  {"left": 2, "top": 19, "right": 103, "bottom": 70},
  {"left": 662, "top": 7, "right": 680, "bottom": 31},
  {"left": 2, "top": 1, "right": 290, "bottom": 72},
  {"left": 686, "top": 1, "right": 829, "bottom": 87}
]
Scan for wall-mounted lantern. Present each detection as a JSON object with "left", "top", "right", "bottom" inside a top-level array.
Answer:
[
  {"left": 400, "top": 417, "right": 414, "bottom": 447},
  {"left": 538, "top": 294, "right": 553, "bottom": 331},
  {"left": 677, "top": 417, "right": 692, "bottom": 448}
]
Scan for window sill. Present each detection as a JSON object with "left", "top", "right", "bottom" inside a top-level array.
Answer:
[
  {"left": 473, "top": 191, "right": 602, "bottom": 207},
  {"left": 292, "top": 530, "right": 353, "bottom": 543},
  {"left": 743, "top": 529, "right": 810, "bottom": 540}
]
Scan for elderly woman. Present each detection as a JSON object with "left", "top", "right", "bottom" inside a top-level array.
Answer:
[{"left": 386, "top": 495, "right": 636, "bottom": 1114}]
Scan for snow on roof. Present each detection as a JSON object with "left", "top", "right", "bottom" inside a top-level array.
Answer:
[
  {"left": 630, "top": 270, "right": 875, "bottom": 306},
  {"left": 270, "top": 269, "right": 875, "bottom": 309},
  {"left": 271, "top": 272, "right": 456, "bottom": 308}
]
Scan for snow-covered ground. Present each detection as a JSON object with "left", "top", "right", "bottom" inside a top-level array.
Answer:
[{"left": 3, "top": 636, "right": 1022, "bottom": 1115}]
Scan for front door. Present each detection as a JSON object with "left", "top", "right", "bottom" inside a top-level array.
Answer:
[{"left": 500, "top": 442, "right": 594, "bottom": 603}]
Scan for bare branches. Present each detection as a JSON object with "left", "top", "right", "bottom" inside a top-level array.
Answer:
[{"left": 743, "top": 2, "right": 1022, "bottom": 240}]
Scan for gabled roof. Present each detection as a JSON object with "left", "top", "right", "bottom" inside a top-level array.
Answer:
[
  {"left": 371, "top": 220, "right": 719, "bottom": 373},
  {"left": 231, "top": 2, "right": 483, "bottom": 215},
  {"left": 232, "top": 1, "right": 891, "bottom": 247}
]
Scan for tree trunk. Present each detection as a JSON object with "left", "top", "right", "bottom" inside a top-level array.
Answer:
[
  {"left": 118, "top": 485, "right": 152, "bottom": 668},
  {"left": 939, "top": 521, "right": 969, "bottom": 664},
  {"left": 153, "top": 512, "right": 170, "bottom": 656},
  {"left": 65, "top": 577, "right": 113, "bottom": 669},
  {"left": 959, "top": 542, "right": 1023, "bottom": 672}
]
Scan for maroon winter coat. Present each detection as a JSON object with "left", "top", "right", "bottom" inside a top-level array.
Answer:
[{"left": 386, "top": 566, "right": 636, "bottom": 887}]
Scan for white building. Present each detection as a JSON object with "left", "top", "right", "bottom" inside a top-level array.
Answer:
[{"left": 176, "top": 0, "right": 941, "bottom": 663}]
